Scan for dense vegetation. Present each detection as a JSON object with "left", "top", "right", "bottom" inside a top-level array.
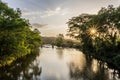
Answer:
[
  {"left": 55, "top": 34, "right": 81, "bottom": 48},
  {"left": 67, "top": 5, "right": 120, "bottom": 70},
  {"left": 0, "top": 1, "right": 41, "bottom": 67},
  {"left": 42, "top": 35, "right": 80, "bottom": 48},
  {"left": 42, "top": 36, "right": 56, "bottom": 45}
]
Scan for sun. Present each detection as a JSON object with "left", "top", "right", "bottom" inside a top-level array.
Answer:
[
  {"left": 90, "top": 27, "right": 97, "bottom": 34},
  {"left": 88, "top": 25, "right": 98, "bottom": 36}
]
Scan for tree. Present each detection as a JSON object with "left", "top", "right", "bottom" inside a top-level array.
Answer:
[
  {"left": 67, "top": 14, "right": 95, "bottom": 50},
  {"left": 67, "top": 5, "right": 120, "bottom": 69},
  {"left": 0, "top": 1, "right": 41, "bottom": 57},
  {"left": 55, "top": 34, "right": 64, "bottom": 47}
]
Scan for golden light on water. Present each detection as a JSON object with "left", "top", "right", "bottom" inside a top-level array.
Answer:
[{"left": 92, "top": 59, "right": 98, "bottom": 73}]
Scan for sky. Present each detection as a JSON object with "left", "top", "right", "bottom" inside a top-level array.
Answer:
[{"left": 2, "top": 0, "right": 120, "bottom": 37}]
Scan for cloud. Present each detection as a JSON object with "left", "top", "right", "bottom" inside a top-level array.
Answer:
[
  {"left": 22, "top": 10, "right": 42, "bottom": 16},
  {"left": 22, "top": 7, "right": 69, "bottom": 18},
  {"left": 32, "top": 23, "right": 48, "bottom": 28},
  {"left": 41, "top": 7, "right": 62, "bottom": 17}
]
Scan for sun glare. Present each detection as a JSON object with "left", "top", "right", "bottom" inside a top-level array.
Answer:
[
  {"left": 88, "top": 26, "right": 98, "bottom": 35},
  {"left": 90, "top": 28, "right": 97, "bottom": 34}
]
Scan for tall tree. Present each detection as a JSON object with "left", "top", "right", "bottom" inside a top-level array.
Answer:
[
  {"left": 0, "top": 1, "right": 41, "bottom": 56},
  {"left": 55, "top": 34, "right": 64, "bottom": 47}
]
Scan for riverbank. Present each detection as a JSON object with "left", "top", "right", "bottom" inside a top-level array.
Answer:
[
  {"left": 81, "top": 48, "right": 120, "bottom": 73},
  {"left": 0, "top": 45, "right": 120, "bottom": 80},
  {"left": 0, "top": 48, "right": 40, "bottom": 67},
  {"left": 52, "top": 43, "right": 120, "bottom": 73}
]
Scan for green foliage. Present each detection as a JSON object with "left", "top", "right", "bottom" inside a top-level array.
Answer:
[
  {"left": 55, "top": 34, "right": 64, "bottom": 47},
  {"left": 41, "top": 36, "right": 56, "bottom": 45},
  {"left": 0, "top": 1, "right": 41, "bottom": 66},
  {"left": 67, "top": 5, "right": 120, "bottom": 69}
]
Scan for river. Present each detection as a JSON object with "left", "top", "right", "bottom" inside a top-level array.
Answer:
[{"left": 0, "top": 45, "right": 120, "bottom": 80}]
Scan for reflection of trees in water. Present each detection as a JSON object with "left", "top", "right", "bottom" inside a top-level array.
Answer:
[
  {"left": 0, "top": 49, "right": 42, "bottom": 80},
  {"left": 68, "top": 55, "right": 119, "bottom": 80},
  {"left": 18, "top": 60, "right": 42, "bottom": 80},
  {"left": 56, "top": 48, "right": 64, "bottom": 59}
]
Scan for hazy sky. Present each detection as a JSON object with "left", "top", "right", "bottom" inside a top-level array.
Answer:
[{"left": 3, "top": 0, "right": 120, "bottom": 37}]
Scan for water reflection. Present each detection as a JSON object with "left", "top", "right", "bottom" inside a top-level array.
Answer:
[
  {"left": 68, "top": 56, "right": 109, "bottom": 80},
  {"left": 0, "top": 47, "right": 120, "bottom": 80},
  {"left": 39, "top": 47, "right": 120, "bottom": 80},
  {"left": 56, "top": 47, "right": 64, "bottom": 59},
  {"left": 0, "top": 49, "right": 42, "bottom": 80}
]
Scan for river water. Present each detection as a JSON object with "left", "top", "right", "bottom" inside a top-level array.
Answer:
[{"left": 0, "top": 45, "right": 120, "bottom": 80}]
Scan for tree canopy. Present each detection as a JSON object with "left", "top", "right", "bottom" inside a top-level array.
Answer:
[
  {"left": 0, "top": 1, "right": 42, "bottom": 66},
  {"left": 67, "top": 5, "right": 120, "bottom": 69}
]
